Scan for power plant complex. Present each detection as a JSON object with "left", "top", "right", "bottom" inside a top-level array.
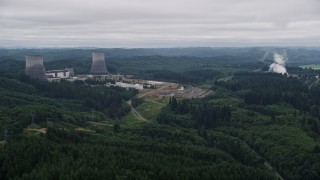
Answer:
[
  {"left": 25, "top": 52, "right": 108, "bottom": 79},
  {"left": 25, "top": 55, "right": 47, "bottom": 80},
  {"left": 90, "top": 52, "right": 108, "bottom": 74},
  {"left": 23, "top": 52, "right": 159, "bottom": 90}
]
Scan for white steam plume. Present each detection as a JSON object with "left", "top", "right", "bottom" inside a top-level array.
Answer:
[{"left": 269, "top": 53, "right": 287, "bottom": 74}]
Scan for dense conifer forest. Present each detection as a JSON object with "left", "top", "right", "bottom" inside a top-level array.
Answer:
[{"left": 1, "top": 48, "right": 320, "bottom": 179}]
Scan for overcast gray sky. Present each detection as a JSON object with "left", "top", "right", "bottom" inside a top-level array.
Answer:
[{"left": 0, "top": 0, "right": 320, "bottom": 47}]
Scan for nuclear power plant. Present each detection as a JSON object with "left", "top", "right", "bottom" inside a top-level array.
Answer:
[
  {"left": 25, "top": 55, "right": 47, "bottom": 80},
  {"left": 23, "top": 52, "right": 137, "bottom": 85},
  {"left": 90, "top": 52, "right": 108, "bottom": 74}
]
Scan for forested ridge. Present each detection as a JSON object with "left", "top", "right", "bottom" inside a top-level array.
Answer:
[
  {"left": 0, "top": 74, "right": 277, "bottom": 179},
  {"left": 0, "top": 74, "right": 278, "bottom": 179},
  {"left": 0, "top": 127, "right": 276, "bottom": 180},
  {"left": 156, "top": 72, "right": 320, "bottom": 179},
  {"left": 0, "top": 74, "right": 136, "bottom": 138}
]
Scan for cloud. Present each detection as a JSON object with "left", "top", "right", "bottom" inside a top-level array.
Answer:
[{"left": 0, "top": 0, "right": 319, "bottom": 47}]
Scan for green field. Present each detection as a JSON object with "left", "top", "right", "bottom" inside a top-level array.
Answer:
[
  {"left": 135, "top": 99, "right": 166, "bottom": 121},
  {"left": 300, "top": 64, "right": 320, "bottom": 69},
  {"left": 120, "top": 111, "right": 144, "bottom": 127}
]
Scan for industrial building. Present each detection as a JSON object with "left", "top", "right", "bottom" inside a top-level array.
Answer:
[
  {"left": 46, "top": 68, "right": 74, "bottom": 78},
  {"left": 115, "top": 82, "right": 144, "bottom": 90},
  {"left": 25, "top": 55, "right": 47, "bottom": 80},
  {"left": 90, "top": 52, "right": 108, "bottom": 74}
]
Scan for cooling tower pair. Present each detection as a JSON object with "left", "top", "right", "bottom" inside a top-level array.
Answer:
[
  {"left": 25, "top": 53, "right": 107, "bottom": 79},
  {"left": 90, "top": 52, "right": 108, "bottom": 74},
  {"left": 25, "top": 55, "right": 47, "bottom": 80}
]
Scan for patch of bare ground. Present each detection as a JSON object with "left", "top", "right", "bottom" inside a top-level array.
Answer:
[
  {"left": 75, "top": 128, "right": 95, "bottom": 133},
  {"left": 137, "top": 82, "right": 212, "bottom": 99},
  {"left": 87, "top": 121, "right": 113, "bottom": 126},
  {"left": 26, "top": 128, "right": 47, "bottom": 133}
]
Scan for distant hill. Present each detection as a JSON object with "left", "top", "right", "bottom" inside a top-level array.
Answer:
[
  {"left": 0, "top": 47, "right": 319, "bottom": 64},
  {"left": 1, "top": 47, "right": 320, "bottom": 76}
]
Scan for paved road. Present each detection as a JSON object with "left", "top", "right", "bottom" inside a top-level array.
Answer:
[
  {"left": 127, "top": 100, "right": 148, "bottom": 122},
  {"left": 309, "top": 78, "right": 320, "bottom": 89},
  {"left": 126, "top": 83, "right": 172, "bottom": 122}
]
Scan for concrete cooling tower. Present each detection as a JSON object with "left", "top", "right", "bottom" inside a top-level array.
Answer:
[
  {"left": 25, "top": 55, "right": 47, "bottom": 80},
  {"left": 90, "top": 52, "right": 108, "bottom": 74}
]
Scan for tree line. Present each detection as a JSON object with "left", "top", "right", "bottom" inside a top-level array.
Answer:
[{"left": 157, "top": 97, "right": 231, "bottom": 129}]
